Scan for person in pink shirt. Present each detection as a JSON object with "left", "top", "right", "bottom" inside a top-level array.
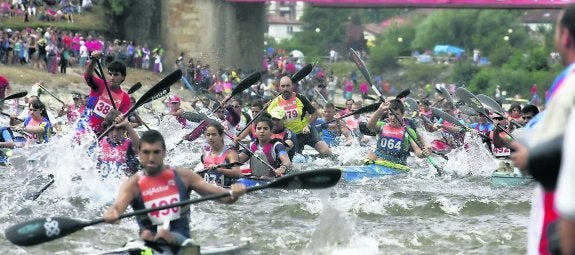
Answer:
[
  {"left": 71, "top": 33, "right": 82, "bottom": 58},
  {"left": 360, "top": 81, "right": 369, "bottom": 101},
  {"left": 76, "top": 50, "right": 131, "bottom": 136}
]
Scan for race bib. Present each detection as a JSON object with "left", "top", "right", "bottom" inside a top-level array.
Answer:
[
  {"left": 492, "top": 145, "right": 511, "bottom": 157},
  {"left": 93, "top": 99, "right": 113, "bottom": 118},
  {"left": 380, "top": 137, "right": 402, "bottom": 152},
  {"left": 285, "top": 108, "right": 298, "bottom": 120},
  {"left": 144, "top": 194, "right": 181, "bottom": 225}
]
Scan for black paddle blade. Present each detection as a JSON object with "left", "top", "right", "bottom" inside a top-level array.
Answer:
[
  {"left": 5, "top": 217, "right": 87, "bottom": 246},
  {"left": 349, "top": 48, "right": 373, "bottom": 87},
  {"left": 183, "top": 112, "right": 205, "bottom": 122},
  {"left": 144, "top": 87, "right": 170, "bottom": 104},
  {"left": 439, "top": 86, "right": 454, "bottom": 106},
  {"left": 264, "top": 168, "right": 341, "bottom": 190},
  {"left": 459, "top": 105, "right": 478, "bottom": 116},
  {"left": 232, "top": 72, "right": 261, "bottom": 96},
  {"left": 136, "top": 70, "right": 181, "bottom": 109},
  {"left": 4, "top": 91, "right": 28, "bottom": 101},
  {"left": 291, "top": 64, "right": 313, "bottom": 84},
  {"left": 127, "top": 82, "right": 142, "bottom": 94},
  {"left": 355, "top": 102, "right": 381, "bottom": 115},
  {"left": 395, "top": 89, "right": 411, "bottom": 100}
]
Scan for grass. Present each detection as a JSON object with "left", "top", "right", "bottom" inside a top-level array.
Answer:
[{"left": 0, "top": 4, "right": 107, "bottom": 32}]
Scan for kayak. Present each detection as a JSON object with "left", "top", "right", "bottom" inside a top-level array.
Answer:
[
  {"left": 342, "top": 163, "right": 408, "bottom": 182},
  {"left": 100, "top": 239, "right": 250, "bottom": 255},
  {"left": 491, "top": 169, "right": 534, "bottom": 187},
  {"left": 490, "top": 159, "right": 534, "bottom": 187},
  {"left": 235, "top": 177, "right": 270, "bottom": 187}
]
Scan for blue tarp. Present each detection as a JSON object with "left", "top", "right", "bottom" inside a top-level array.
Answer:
[{"left": 433, "top": 45, "right": 465, "bottom": 57}]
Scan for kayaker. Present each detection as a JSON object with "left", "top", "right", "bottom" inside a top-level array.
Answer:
[
  {"left": 266, "top": 75, "right": 331, "bottom": 157},
  {"left": 103, "top": 130, "right": 246, "bottom": 246},
  {"left": 163, "top": 95, "right": 187, "bottom": 128},
  {"left": 77, "top": 51, "right": 131, "bottom": 137},
  {"left": 268, "top": 106, "right": 296, "bottom": 160},
  {"left": 234, "top": 99, "right": 264, "bottom": 143},
  {"left": 365, "top": 99, "right": 431, "bottom": 168},
  {"left": 238, "top": 115, "right": 292, "bottom": 178},
  {"left": 520, "top": 104, "right": 539, "bottom": 126},
  {"left": 96, "top": 110, "right": 140, "bottom": 179},
  {"left": 509, "top": 4, "right": 575, "bottom": 254},
  {"left": 12, "top": 100, "right": 52, "bottom": 144},
  {"left": 0, "top": 126, "right": 15, "bottom": 165},
  {"left": 200, "top": 122, "right": 242, "bottom": 186},
  {"left": 228, "top": 98, "right": 251, "bottom": 137},
  {"left": 315, "top": 103, "right": 353, "bottom": 147}
]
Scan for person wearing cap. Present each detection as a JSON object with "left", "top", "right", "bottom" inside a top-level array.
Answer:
[
  {"left": 238, "top": 114, "right": 292, "bottom": 178},
  {"left": 0, "top": 75, "right": 10, "bottom": 110},
  {"left": 266, "top": 75, "right": 331, "bottom": 157},
  {"left": 164, "top": 95, "right": 187, "bottom": 128},
  {"left": 58, "top": 92, "right": 86, "bottom": 124},
  {"left": 268, "top": 106, "right": 296, "bottom": 160},
  {"left": 77, "top": 50, "right": 131, "bottom": 136}
]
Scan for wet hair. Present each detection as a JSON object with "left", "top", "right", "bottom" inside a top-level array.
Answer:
[
  {"left": 522, "top": 104, "right": 540, "bottom": 116},
  {"left": 560, "top": 4, "right": 575, "bottom": 40},
  {"left": 139, "top": 130, "right": 166, "bottom": 150},
  {"left": 29, "top": 100, "right": 50, "bottom": 121},
  {"left": 255, "top": 114, "right": 273, "bottom": 130},
  {"left": 107, "top": 60, "right": 127, "bottom": 77},
  {"left": 324, "top": 102, "right": 335, "bottom": 109},
  {"left": 508, "top": 103, "right": 521, "bottom": 114},
  {"left": 387, "top": 99, "right": 404, "bottom": 114},
  {"left": 230, "top": 97, "right": 242, "bottom": 106},
  {"left": 205, "top": 122, "right": 224, "bottom": 136}
]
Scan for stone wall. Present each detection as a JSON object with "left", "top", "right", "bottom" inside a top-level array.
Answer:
[{"left": 160, "top": 0, "right": 265, "bottom": 73}]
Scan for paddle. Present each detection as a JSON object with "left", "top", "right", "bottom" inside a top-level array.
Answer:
[
  {"left": 94, "top": 59, "right": 118, "bottom": 110},
  {"left": 37, "top": 83, "right": 66, "bottom": 105},
  {"left": 439, "top": 86, "right": 454, "bottom": 107},
  {"left": 350, "top": 48, "right": 444, "bottom": 176},
  {"left": 3, "top": 91, "right": 28, "bottom": 102},
  {"left": 196, "top": 162, "right": 243, "bottom": 174},
  {"left": 458, "top": 105, "right": 478, "bottom": 116},
  {"left": 396, "top": 88, "right": 411, "bottom": 100},
  {"left": 476, "top": 94, "right": 505, "bottom": 117},
  {"left": 315, "top": 102, "right": 381, "bottom": 128},
  {"left": 455, "top": 87, "right": 514, "bottom": 140},
  {"left": 291, "top": 64, "right": 313, "bottom": 84},
  {"left": 26, "top": 174, "right": 55, "bottom": 201},
  {"left": 127, "top": 82, "right": 142, "bottom": 95},
  {"left": 185, "top": 72, "right": 262, "bottom": 141},
  {"left": 97, "top": 70, "right": 182, "bottom": 140},
  {"left": 0, "top": 111, "right": 24, "bottom": 122},
  {"left": 5, "top": 168, "right": 341, "bottom": 247}
]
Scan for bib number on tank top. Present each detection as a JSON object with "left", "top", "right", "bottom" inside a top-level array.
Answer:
[
  {"left": 145, "top": 194, "right": 181, "bottom": 225},
  {"left": 380, "top": 137, "right": 402, "bottom": 152},
  {"left": 93, "top": 99, "right": 113, "bottom": 118}
]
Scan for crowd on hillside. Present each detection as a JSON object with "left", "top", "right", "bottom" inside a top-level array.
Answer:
[{"left": 1, "top": 0, "right": 94, "bottom": 23}]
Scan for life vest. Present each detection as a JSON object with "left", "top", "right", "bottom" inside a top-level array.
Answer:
[
  {"left": 67, "top": 103, "right": 84, "bottom": 123},
  {"left": 375, "top": 124, "right": 410, "bottom": 166},
  {"left": 133, "top": 168, "right": 190, "bottom": 228},
  {"left": 97, "top": 137, "right": 134, "bottom": 178},
  {"left": 272, "top": 93, "right": 309, "bottom": 134},
  {"left": 201, "top": 148, "right": 233, "bottom": 186},
  {"left": 23, "top": 116, "right": 50, "bottom": 144},
  {"left": 249, "top": 141, "right": 281, "bottom": 171}
]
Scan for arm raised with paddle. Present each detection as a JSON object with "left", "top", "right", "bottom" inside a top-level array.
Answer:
[{"left": 350, "top": 48, "right": 443, "bottom": 175}]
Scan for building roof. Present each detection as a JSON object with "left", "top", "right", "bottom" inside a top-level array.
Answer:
[
  {"left": 364, "top": 23, "right": 386, "bottom": 35},
  {"left": 267, "top": 14, "right": 302, "bottom": 25}
]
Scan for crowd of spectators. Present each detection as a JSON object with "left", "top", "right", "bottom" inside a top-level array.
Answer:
[{"left": 1, "top": 0, "right": 94, "bottom": 23}]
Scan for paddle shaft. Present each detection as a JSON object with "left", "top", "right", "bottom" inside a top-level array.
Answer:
[
  {"left": 350, "top": 48, "right": 443, "bottom": 175},
  {"left": 37, "top": 84, "right": 66, "bottom": 105},
  {"left": 224, "top": 132, "right": 276, "bottom": 172},
  {"left": 30, "top": 177, "right": 55, "bottom": 201},
  {"left": 94, "top": 59, "right": 118, "bottom": 110},
  {"left": 314, "top": 103, "right": 380, "bottom": 128}
]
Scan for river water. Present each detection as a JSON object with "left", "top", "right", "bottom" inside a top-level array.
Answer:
[{"left": 0, "top": 115, "right": 532, "bottom": 255}]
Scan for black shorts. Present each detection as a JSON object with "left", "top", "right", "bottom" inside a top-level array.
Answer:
[{"left": 294, "top": 125, "right": 320, "bottom": 154}]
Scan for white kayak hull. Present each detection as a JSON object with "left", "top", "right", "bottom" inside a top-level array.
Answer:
[{"left": 100, "top": 239, "right": 249, "bottom": 255}]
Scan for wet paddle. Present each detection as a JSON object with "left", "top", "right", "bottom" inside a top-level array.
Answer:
[
  {"left": 290, "top": 64, "right": 313, "bottom": 84},
  {"left": 315, "top": 102, "right": 381, "bottom": 128},
  {"left": 458, "top": 105, "right": 478, "bottom": 116},
  {"left": 37, "top": 83, "right": 66, "bottom": 105},
  {"left": 476, "top": 94, "right": 505, "bottom": 117},
  {"left": 439, "top": 86, "right": 454, "bottom": 107},
  {"left": 97, "top": 70, "right": 182, "bottom": 140},
  {"left": 26, "top": 174, "right": 55, "bottom": 201},
  {"left": 350, "top": 48, "right": 444, "bottom": 176},
  {"left": 5, "top": 168, "right": 341, "bottom": 247},
  {"left": 456, "top": 87, "right": 514, "bottom": 140},
  {"left": 3, "top": 91, "right": 28, "bottom": 102},
  {"left": 127, "top": 82, "right": 143, "bottom": 95}
]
